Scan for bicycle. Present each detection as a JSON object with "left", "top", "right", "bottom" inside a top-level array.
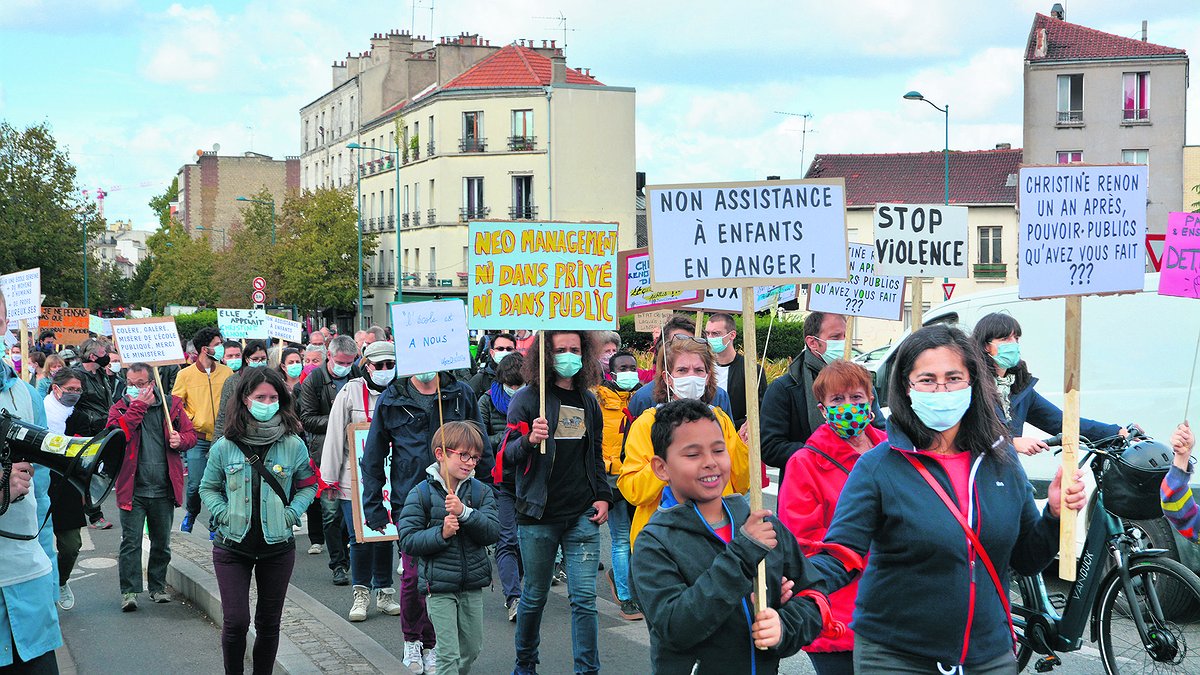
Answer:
[{"left": 1009, "top": 429, "right": 1200, "bottom": 674}]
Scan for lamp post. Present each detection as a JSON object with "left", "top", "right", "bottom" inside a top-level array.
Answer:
[
  {"left": 82, "top": 223, "right": 89, "bottom": 306},
  {"left": 235, "top": 196, "right": 276, "bottom": 245},
  {"left": 347, "top": 142, "right": 403, "bottom": 305},
  {"left": 902, "top": 90, "right": 950, "bottom": 331},
  {"left": 195, "top": 226, "right": 227, "bottom": 248}
]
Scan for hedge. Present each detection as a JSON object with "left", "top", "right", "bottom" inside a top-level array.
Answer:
[
  {"left": 616, "top": 313, "right": 806, "bottom": 362},
  {"left": 173, "top": 310, "right": 218, "bottom": 345}
]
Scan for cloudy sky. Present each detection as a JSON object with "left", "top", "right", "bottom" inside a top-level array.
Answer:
[{"left": 2, "top": 0, "right": 1197, "bottom": 228}]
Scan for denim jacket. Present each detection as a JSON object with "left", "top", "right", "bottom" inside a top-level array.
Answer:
[{"left": 199, "top": 433, "right": 318, "bottom": 545}]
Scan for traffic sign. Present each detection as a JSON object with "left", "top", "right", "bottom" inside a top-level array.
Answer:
[
  {"left": 251, "top": 290, "right": 266, "bottom": 304},
  {"left": 942, "top": 283, "right": 955, "bottom": 301},
  {"left": 252, "top": 277, "right": 266, "bottom": 291}
]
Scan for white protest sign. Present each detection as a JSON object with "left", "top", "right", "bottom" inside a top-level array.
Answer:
[
  {"left": 89, "top": 314, "right": 114, "bottom": 336},
  {"left": 647, "top": 179, "right": 848, "bottom": 290},
  {"left": 217, "top": 308, "right": 269, "bottom": 340},
  {"left": 807, "top": 243, "right": 906, "bottom": 320},
  {"left": 266, "top": 315, "right": 302, "bottom": 343},
  {"left": 1, "top": 268, "right": 41, "bottom": 322},
  {"left": 684, "top": 285, "right": 797, "bottom": 313},
  {"left": 109, "top": 318, "right": 186, "bottom": 366},
  {"left": 1018, "top": 165, "right": 1147, "bottom": 300},
  {"left": 873, "top": 204, "right": 969, "bottom": 278},
  {"left": 391, "top": 299, "right": 471, "bottom": 377}
]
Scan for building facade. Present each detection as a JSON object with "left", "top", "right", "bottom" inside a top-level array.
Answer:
[
  {"left": 1023, "top": 9, "right": 1189, "bottom": 232},
  {"left": 175, "top": 151, "right": 299, "bottom": 249},
  {"left": 92, "top": 219, "right": 148, "bottom": 278}
]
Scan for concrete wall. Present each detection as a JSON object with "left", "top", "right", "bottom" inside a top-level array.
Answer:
[{"left": 1023, "top": 58, "right": 1188, "bottom": 232}]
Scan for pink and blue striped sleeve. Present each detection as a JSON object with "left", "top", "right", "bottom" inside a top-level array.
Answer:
[{"left": 1161, "top": 466, "right": 1199, "bottom": 543}]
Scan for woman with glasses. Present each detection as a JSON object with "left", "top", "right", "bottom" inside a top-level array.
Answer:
[
  {"left": 215, "top": 340, "right": 271, "bottom": 439},
  {"left": 618, "top": 336, "right": 750, "bottom": 548},
  {"left": 44, "top": 368, "right": 88, "bottom": 610},
  {"left": 972, "top": 313, "right": 1129, "bottom": 456},
  {"left": 808, "top": 325, "right": 1087, "bottom": 674}
]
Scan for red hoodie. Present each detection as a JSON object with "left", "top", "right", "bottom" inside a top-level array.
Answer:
[
  {"left": 108, "top": 394, "right": 198, "bottom": 511},
  {"left": 778, "top": 421, "right": 886, "bottom": 653}
]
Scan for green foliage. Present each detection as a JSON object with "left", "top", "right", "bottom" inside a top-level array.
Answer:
[
  {"left": 90, "top": 263, "right": 131, "bottom": 309},
  {"left": 275, "top": 186, "right": 376, "bottom": 312},
  {"left": 148, "top": 177, "right": 179, "bottom": 229},
  {"left": 616, "top": 312, "right": 808, "bottom": 362},
  {"left": 173, "top": 310, "right": 218, "bottom": 343},
  {"left": 216, "top": 188, "right": 279, "bottom": 306},
  {"left": 144, "top": 221, "right": 217, "bottom": 306}
]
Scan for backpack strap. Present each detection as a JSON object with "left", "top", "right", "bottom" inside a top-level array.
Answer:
[
  {"left": 803, "top": 444, "right": 852, "bottom": 476},
  {"left": 232, "top": 440, "right": 290, "bottom": 505},
  {"left": 417, "top": 480, "right": 432, "bottom": 515}
]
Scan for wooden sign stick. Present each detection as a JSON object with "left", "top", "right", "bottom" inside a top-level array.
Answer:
[
  {"left": 694, "top": 311, "right": 704, "bottom": 337},
  {"left": 1059, "top": 296, "right": 1082, "bottom": 581},
  {"left": 538, "top": 343, "right": 547, "bottom": 454},
  {"left": 435, "top": 375, "right": 451, "bottom": 491},
  {"left": 18, "top": 320, "right": 29, "bottom": 383},
  {"left": 911, "top": 278, "right": 924, "bottom": 330},
  {"left": 844, "top": 316, "right": 855, "bottom": 361},
  {"left": 741, "top": 287, "right": 768, "bottom": 624},
  {"left": 153, "top": 366, "right": 175, "bottom": 437}
]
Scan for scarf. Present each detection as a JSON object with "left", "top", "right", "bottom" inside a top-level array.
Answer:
[
  {"left": 242, "top": 414, "right": 288, "bottom": 447},
  {"left": 801, "top": 349, "right": 827, "bottom": 435},
  {"left": 994, "top": 373, "right": 1016, "bottom": 421},
  {"left": 489, "top": 380, "right": 512, "bottom": 415}
]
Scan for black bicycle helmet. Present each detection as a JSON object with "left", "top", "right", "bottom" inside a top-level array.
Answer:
[{"left": 1104, "top": 438, "right": 1173, "bottom": 520}]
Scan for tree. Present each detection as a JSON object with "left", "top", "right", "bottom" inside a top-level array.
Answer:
[
  {"left": 275, "top": 186, "right": 376, "bottom": 313},
  {"left": 214, "top": 188, "right": 281, "bottom": 306},
  {"left": 0, "top": 121, "right": 104, "bottom": 305},
  {"left": 148, "top": 177, "right": 179, "bottom": 229},
  {"left": 144, "top": 220, "right": 217, "bottom": 307}
]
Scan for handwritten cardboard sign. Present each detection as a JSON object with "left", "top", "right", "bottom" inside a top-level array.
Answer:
[
  {"left": 684, "top": 285, "right": 797, "bottom": 313},
  {"left": 347, "top": 422, "right": 398, "bottom": 543},
  {"left": 1159, "top": 212, "right": 1200, "bottom": 299},
  {"left": 218, "top": 308, "right": 268, "bottom": 340},
  {"left": 1, "top": 268, "right": 41, "bottom": 323},
  {"left": 468, "top": 221, "right": 619, "bottom": 330},
  {"left": 391, "top": 299, "right": 471, "bottom": 377},
  {"left": 41, "top": 307, "right": 91, "bottom": 343},
  {"left": 88, "top": 314, "right": 113, "bottom": 336},
  {"left": 634, "top": 309, "right": 676, "bottom": 332},
  {"left": 873, "top": 204, "right": 969, "bottom": 278},
  {"left": 109, "top": 317, "right": 186, "bottom": 366},
  {"left": 646, "top": 179, "right": 848, "bottom": 290},
  {"left": 807, "top": 243, "right": 906, "bottom": 320},
  {"left": 617, "top": 248, "right": 700, "bottom": 315},
  {"left": 266, "top": 315, "right": 302, "bottom": 343},
  {"left": 1018, "top": 165, "right": 1147, "bottom": 300}
]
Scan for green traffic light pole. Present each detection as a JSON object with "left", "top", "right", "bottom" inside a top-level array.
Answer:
[
  {"left": 235, "top": 196, "right": 276, "bottom": 245},
  {"left": 82, "top": 223, "right": 88, "bottom": 306},
  {"left": 347, "top": 142, "right": 403, "bottom": 305}
]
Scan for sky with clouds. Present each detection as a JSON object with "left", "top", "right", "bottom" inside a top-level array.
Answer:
[{"left": 1, "top": 0, "right": 1197, "bottom": 229}]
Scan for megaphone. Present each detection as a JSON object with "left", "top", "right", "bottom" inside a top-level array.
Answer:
[{"left": 0, "top": 411, "right": 126, "bottom": 511}]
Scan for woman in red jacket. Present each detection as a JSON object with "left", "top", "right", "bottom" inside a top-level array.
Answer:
[{"left": 778, "top": 359, "right": 885, "bottom": 675}]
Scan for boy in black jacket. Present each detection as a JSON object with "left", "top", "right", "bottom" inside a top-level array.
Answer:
[
  {"left": 397, "top": 421, "right": 500, "bottom": 675},
  {"left": 631, "top": 399, "right": 838, "bottom": 675}
]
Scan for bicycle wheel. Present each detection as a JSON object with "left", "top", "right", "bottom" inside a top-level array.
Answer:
[
  {"left": 1096, "top": 557, "right": 1200, "bottom": 674},
  {"left": 1007, "top": 570, "right": 1040, "bottom": 672}
]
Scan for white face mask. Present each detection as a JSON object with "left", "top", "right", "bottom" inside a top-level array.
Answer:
[
  {"left": 370, "top": 368, "right": 395, "bottom": 387},
  {"left": 669, "top": 375, "right": 707, "bottom": 400}
]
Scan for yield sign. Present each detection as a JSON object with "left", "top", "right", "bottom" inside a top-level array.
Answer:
[
  {"left": 942, "top": 283, "right": 956, "bottom": 301},
  {"left": 1145, "top": 234, "right": 1166, "bottom": 272}
]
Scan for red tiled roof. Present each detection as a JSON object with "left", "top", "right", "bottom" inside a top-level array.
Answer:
[
  {"left": 804, "top": 149, "right": 1023, "bottom": 207},
  {"left": 1026, "top": 13, "right": 1186, "bottom": 63},
  {"left": 442, "top": 44, "right": 603, "bottom": 90}
]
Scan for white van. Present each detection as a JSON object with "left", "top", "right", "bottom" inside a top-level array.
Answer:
[{"left": 871, "top": 273, "right": 1200, "bottom": 568}]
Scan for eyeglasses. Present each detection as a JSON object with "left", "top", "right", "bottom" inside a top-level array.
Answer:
[
  {"left": 908, "top": 377, "right": 971, "bottom": 393},
  {"left": 372, "top": 360, "right": 396, "bottom": 369},
  {"left": 492, "top": 346, "right": 515, "bottom": 352},
  {"left": 445, "top": 449, "right": 481, "bottom": 464}
]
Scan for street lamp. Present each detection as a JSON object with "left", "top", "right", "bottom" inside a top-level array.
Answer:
[
  {"left": 347, "top": 142, "right": 403, "bottom": 306},
  {"left": 81, "top": 223, "right": 89, "bottom": 306},
  {"left": 195, "top": 226, "right": 227, "bottom": 248},
  {"left": 235, "top": 196, "right": 276, "bottom": 245},
  {"left": 345, "top": 144, "right": 365, "bottom": 330},
  {"left": 902, "top": 90, "right": 950, "bottom": 332}
]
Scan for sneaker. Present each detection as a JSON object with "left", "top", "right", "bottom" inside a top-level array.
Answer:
[
  {"left": 375, "top": 588, "right": 402, "bottom": 616},
  {"left": 57, "top": 583, "right": 75, "bottom": 611},
  {"left": 308, "top": 543, "right": 324, "bottom": 555},
  {"left": 90, "top": 517, "right": 114, "bottom": 530},
  {"left": 506, "top": 598, "right": 519, "bottom": 622},
  {"left": 422, "top": 647, "right": 437, "bottom": 674},
  {"left": 121, "top": 592, "right": 138, "bottom": 612},
  {"left": 618, "top": 598, "right": 644, "bottom": 621},
  {"left": 402, "top": 641, "right": 425, "bottom": 674},
  {"left": 332, "top": 567, "right": 349, "bottom": 586},
  {"left": 551, "top": 562, "right": 566, "bottom": 586},
  {"left": 149, "top": 591, "right": 171, "bottom": 604},
  {"left": 605, "top": 568, "right": 621, "bottom": 605},
  {"left": 180, "top": 513, "right": 195, "bottom": 533},
  {"left": 349, "top": 586, "right": 370, "bottom": 622}
]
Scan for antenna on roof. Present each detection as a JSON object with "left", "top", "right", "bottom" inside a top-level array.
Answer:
[
  {"left": 775, "top": 112, "right": 816, "bottom": 174},
  {"left": 534, "top": 11, "right": 575, "bottom": 49}
]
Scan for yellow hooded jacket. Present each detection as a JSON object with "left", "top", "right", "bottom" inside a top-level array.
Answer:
[{"left": 596, "top": 382, "right": 636, "bottom": 477}]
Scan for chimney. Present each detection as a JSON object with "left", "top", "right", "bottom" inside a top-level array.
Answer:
[
  {"left": 995, "top": 142, "right": 1012, "bottom": 150},
  {"left": 550, "top": 40, "right": 556, "bottom": 49},
  {"left": 1141, "top": 20, "right": 1147, "bottom": 41},
  {"left": 550, "top": 54, "right": 567, "bottom": 84},
  {"left": 1050, "top": 3, "right": 1064, "bottom": 20}
]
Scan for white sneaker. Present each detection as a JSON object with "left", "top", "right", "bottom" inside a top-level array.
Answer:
[
  {"left": 57, "top": 582, "right": 75, "bottom": 611},
  {"left": 308, "top": 543, "right": 324, "bottom": 555},
  {"left": 349, "top": 585, "right": 370, "bottom": 622},
  {"left": 403, "top": 641, "right": 425, "bottom": 674},
  {"left": 422, "top": 647, "right": 437, "bottom": 674},
  {"left": 375, "top": 587, "right": 402, "bottom": 615}
]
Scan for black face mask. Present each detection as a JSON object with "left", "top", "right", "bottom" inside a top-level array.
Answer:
[{"left": 93, "top": 354, "right": 111, "bottom": 368}]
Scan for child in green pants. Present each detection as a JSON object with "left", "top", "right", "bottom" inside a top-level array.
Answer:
[{"left": 397, "top": 421, "right": 500, "bottom": 674}]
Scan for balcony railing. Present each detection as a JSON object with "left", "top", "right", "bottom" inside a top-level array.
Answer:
[
  {"left": 387, "top": 272, "right": 395, "bottom": 285},
  {"left": 973, "top": 263, "right": 1007, "bottom": 280},
  {"left": 508, "top": 136, "right": 537, "bottom": 151},
  {"left": 1056, "top": 110, "right": 1083, "bottom": 125},
  {"left": 385, "top": 215, "right": 395, "bottom": 231},
  {"left": 509, "top": 205, "right": 538, "bottom": 220},
  {"left": 427, "top": 140, "right": 436, "bottom": 157},
  {"left": 460, "top": 206, "right": 490, "bottom": 221},
  {"left": 412, "top": 211, "right": 422, "bottom": 227},
  {"left": 459, "top": 137, "right": 487, "bottom": 153},
  {"left": 427, "top": 208, "right": 436, "bottom": 225},
  {"left": 402, "top": 213, "right": 410, "bottom": 227},
  {"left": 410, "top": 145, "right": 420, "bottom": 161},
  {"left": 1122, "top": 107, "right": 1150, "bottom": 122}
]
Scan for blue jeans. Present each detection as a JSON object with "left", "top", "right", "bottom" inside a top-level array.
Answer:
[
  {"left": 606, "top": 495, "right": 632, "bottom": 602},
  {"left": 514, "top": 513, "right": 600, "bottom": 675},
  {"left": 494, "top": 488, "right": 523, "bottom": 603},
  {"left": 185, "top": 439, "right": 211, "bottom": 519},
  {"left": 339, "top": 499, "right": 394, "bottom": 589}
]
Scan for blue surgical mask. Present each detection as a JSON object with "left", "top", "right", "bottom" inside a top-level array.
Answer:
[
  {"left": 909, "top": 388, "right": 972, "bottom": 432},
  {"left": 226, "top": 358, "right": 242, "bottom": 372},
  {"left": 819, "top": 339, "right": 845, "bottom": 364},
  {"left": 211, "top": 345, "right": 225, "bottom": 362},
  {"left": 247, "top": 360, "right": 268, "bottom": 368},
  {"left": 553, "top": 353, "right": 582, "bottom": 378},
  {"left": 126, "top": 385, "right": 142, "bottom": 398},
  {"left": 492, "top": 350, "right": 511, "bottom": 365},
  {"left": 285, "top": 363, "right": 303, "bottom": 378},
  {"left": 248, "top": 400, "right": 279, "bottom": 422},
  {"left": 331, "top": 362, "right": 353, "bottom": 378},
  {"left": 414, "top": 371, "right": 438, "bottom": 383},
  {"left": 993, "top": 342, "right": 1020, "bottom": 370},
  {"left": 706, "top": 336, "right": 729, "bottom": 354},
  {"left": 614, "top": 372, "right": 640, "bottom": 390}
]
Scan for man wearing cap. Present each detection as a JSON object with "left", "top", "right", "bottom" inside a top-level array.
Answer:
[{"left": 320, "top": 340, "right": 402, "bottom": 621}]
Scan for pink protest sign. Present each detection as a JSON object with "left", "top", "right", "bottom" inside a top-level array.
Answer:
[{"left": 1159, "top": 212, "right": 1200, "bottom": 299}]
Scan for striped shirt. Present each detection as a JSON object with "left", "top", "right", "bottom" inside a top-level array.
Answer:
[{"left": 1161, "top": 465, "right": 1199, "bottom": 542}]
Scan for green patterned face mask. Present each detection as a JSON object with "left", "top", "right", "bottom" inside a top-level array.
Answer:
[{"left": 824, "top": 402, "right": 872, "bottom": 439}]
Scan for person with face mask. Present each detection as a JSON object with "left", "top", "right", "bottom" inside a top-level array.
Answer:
[
  {"left": 36, "top": 352, "right": 66, "bottom": 398},
  {"left": 466, "top": 332, "right": 517, "bottom": 397},
  {"left": 45, "top": 368, "right": 89, "bottom": 610},
  {"left": 172, "top": 327, "right": 234, "bottom": 537},
  {"left": 478, "top": 350, "right": 526, "bottom": 621},
  {"left": 68, "top": 338, "right": 121, "bottom": 529},
  {"left": 972, "top": 313, "right": 1129, "bottom": 457},
  {"left": 199, "top": 367, "right": 317, "bottom": 675},
  {"left": 214, "top": 340, "right": 270, "bottom": 440},
  {"left": 777, "top": 360, "right": 887, "bottom": 674},
  {"left": 703, "top": 313, "right": 767, "bottom": 428},
  {"left": 618, "top": 337, "right": 750, "bottom": 550},
  {"left": 760, "top": 311, "right": 885, "bottom": 482},
  {"left": 807, "top": 325, "right": 1087, "bottom": 673}
]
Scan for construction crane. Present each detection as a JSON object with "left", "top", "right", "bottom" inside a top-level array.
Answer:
[{"left": 81, "top": 180, "right": 160, "bottom": 219}]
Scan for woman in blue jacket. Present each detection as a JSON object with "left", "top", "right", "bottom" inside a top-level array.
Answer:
[
  {"left": 810, "top": 325, "right": 1087, "bottom": 673},
  {"left": 973, "top": 313, "right": 1128, "bottom": 456}
]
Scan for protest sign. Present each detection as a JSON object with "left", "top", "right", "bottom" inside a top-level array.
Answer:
[
  {"left": 266, "top": 314, "right": 302, "bottom": 343},
  {"left": 617, "top": 248, "right": 700, "bottom": 315},
  {"left": 646, "top": 179, "right": 848, "bottom": 290},
  {"left": 346, "top": 422, "right": 398, "bottom": 543},
  {"left": 634, "top": 309, "right": 675, "bottom": 332},
  {"left": 1018, "top": 165, "right": 1147, "bottom": 300},
  {"left": 808, "top": 244, "right": 906, "bottom": 320},
  {"left": 217, "top": 308, "right": 268, "bottom": 340},
  {"left": 872, "top": 204, "right": 969, "bottom": 278},
  {"left": 41, "top": 307, "right": 90, "bottom": 343},
  {"left": 684, "top": 285, "right": 797, "bottom": 313},
  {"left": 109, "top": 318, "right": 186, "bottom": 366},
  {"left": 468, "top": 221, "right": 619, "bottom": 330},
  {"left": 1159, "top": 212, "right": 1200, "bottom": 299},
  {"left": 391, "top": 299, "right": 471, "bottom": 377},
  {"left": 88, "top": 315, "right": 113, "bottom": 336},
  {"left": 1, "top": 268, "right": 41, "bottom": 322}
]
